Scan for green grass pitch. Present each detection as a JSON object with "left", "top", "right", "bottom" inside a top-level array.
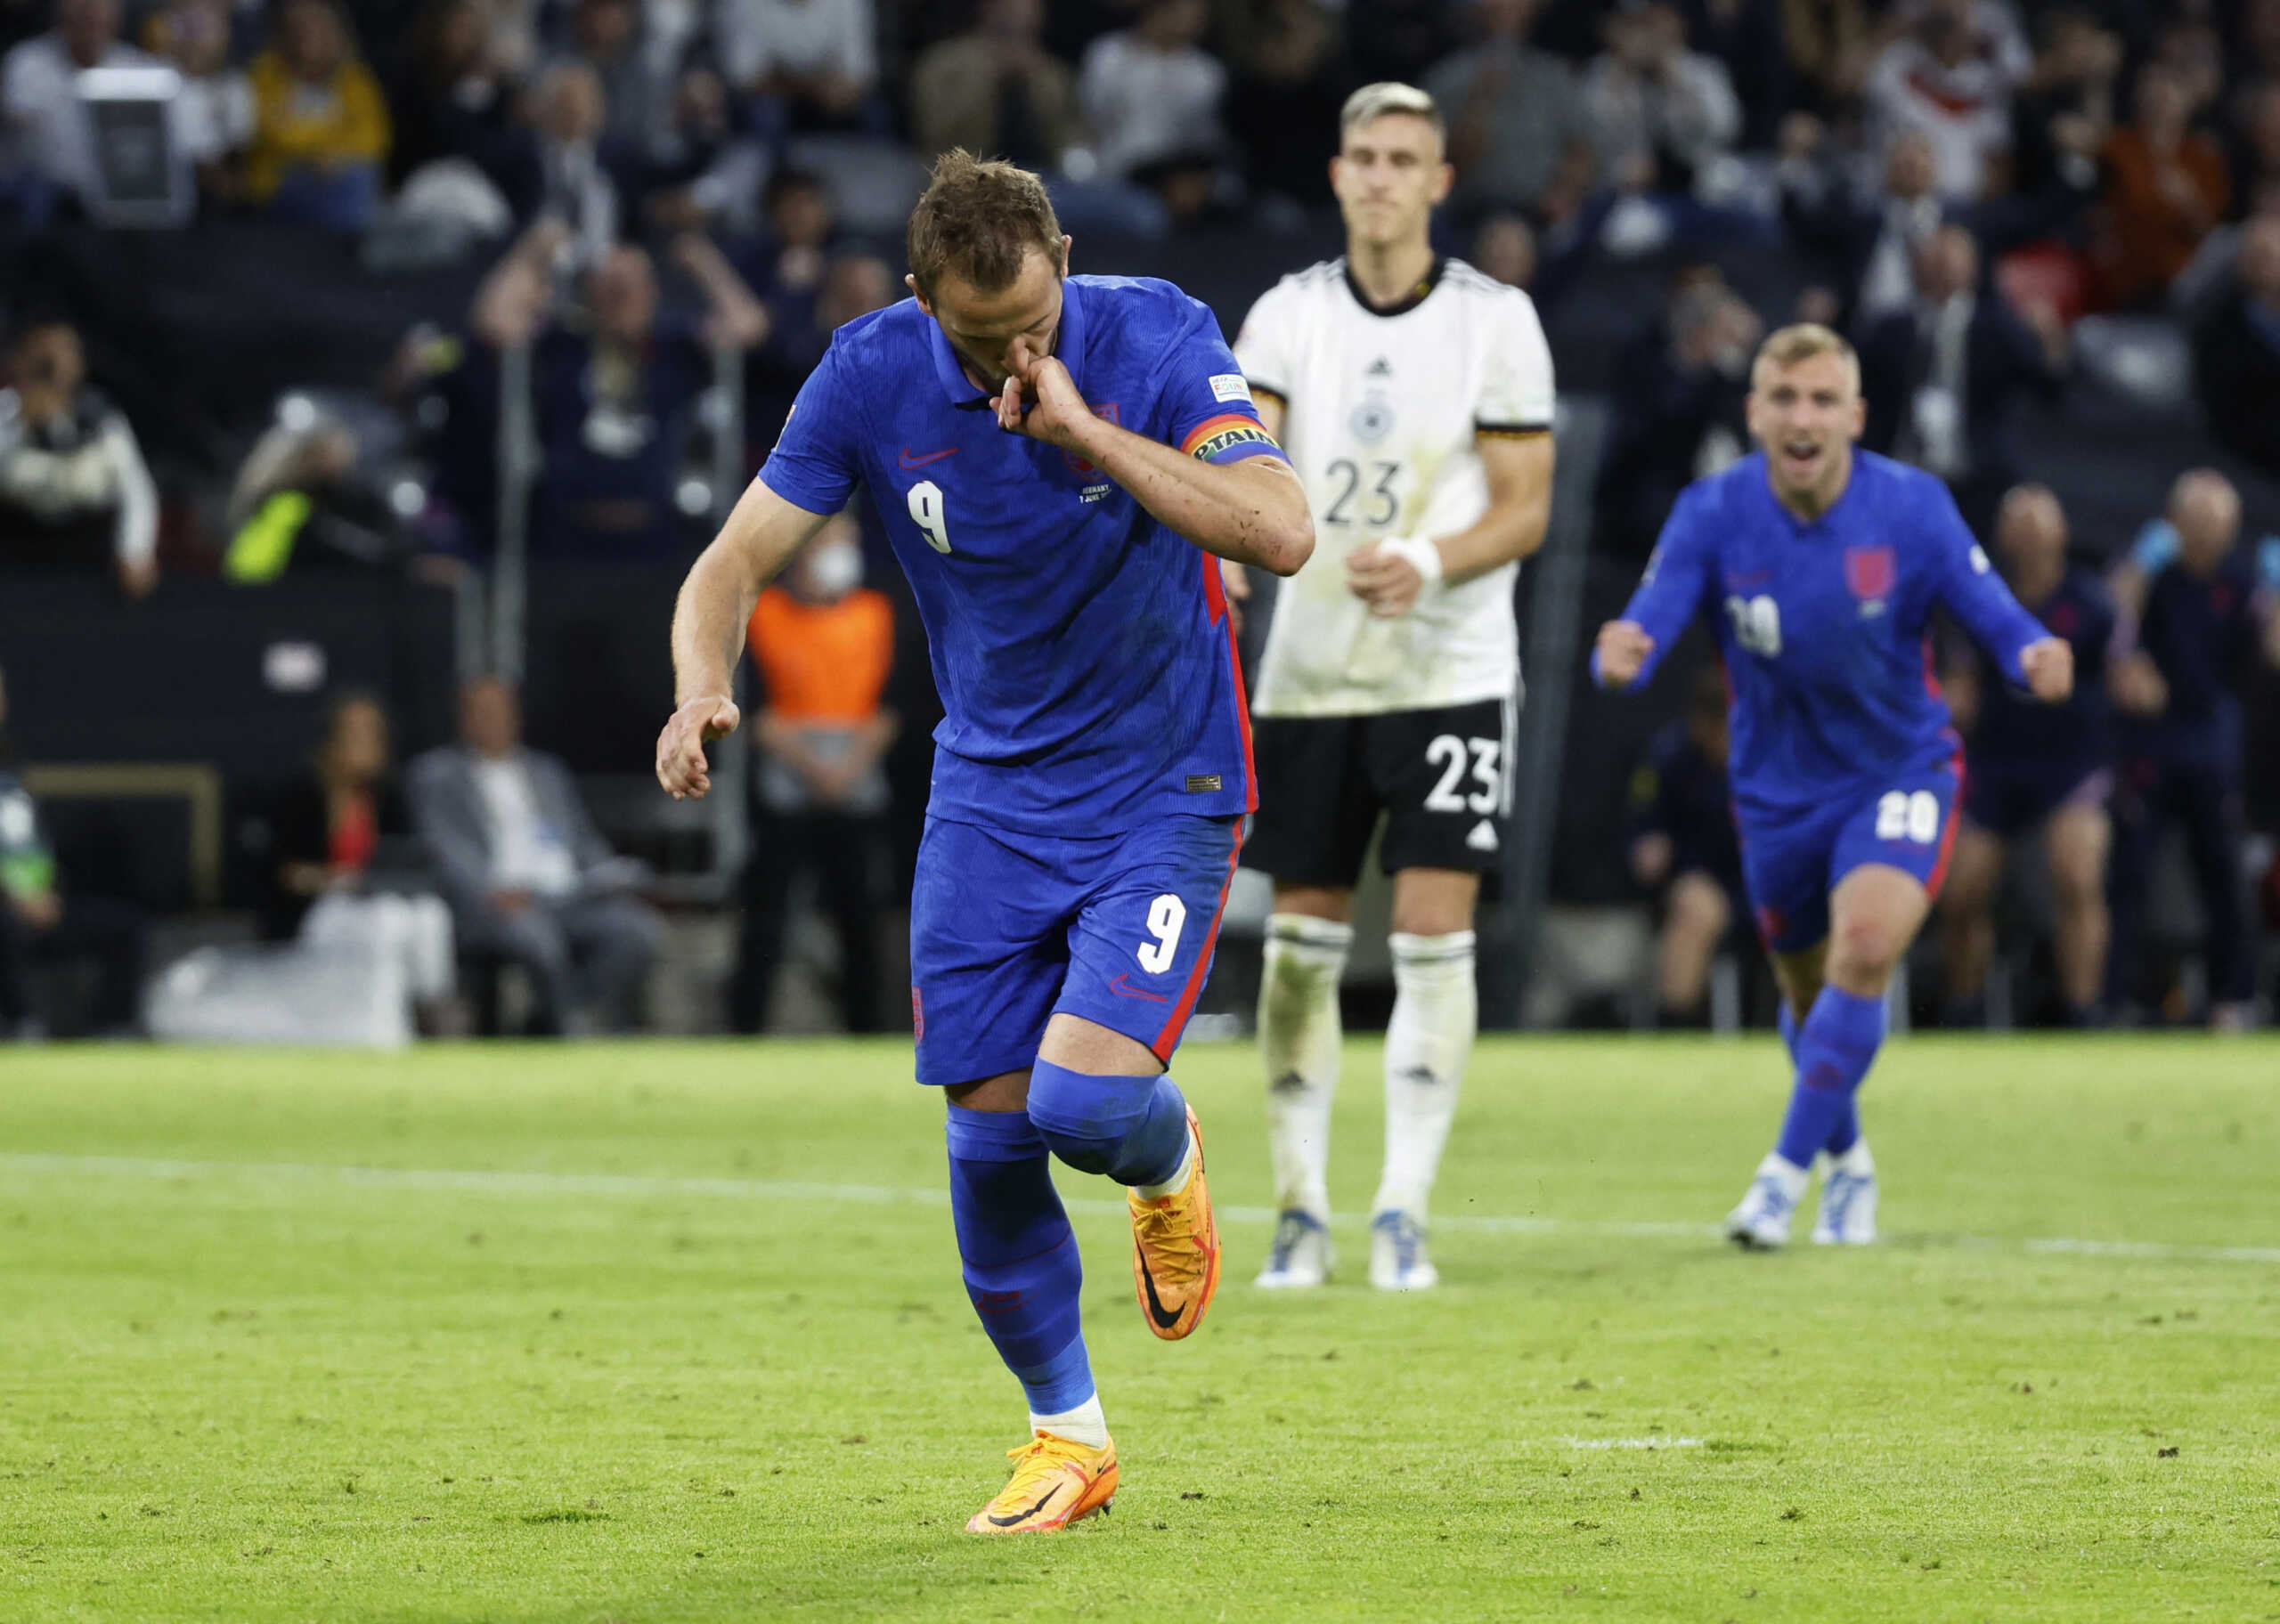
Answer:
[{"left": 4, "top": 1035, "right": 2277, "bottom": 1621}]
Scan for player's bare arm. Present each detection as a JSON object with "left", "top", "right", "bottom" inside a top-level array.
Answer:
[
  {"left": 1348, "top": 432, "right": 1554, "bottom": 619},
  {"left": 1214, "top": 393, "right": 1290, "bottom": 621},
  {"left": 657, "top": 476, "right": 830, "bottom": 800},
  {"left": 997, "top": 335, "right": 1314, "bottom": 576}
]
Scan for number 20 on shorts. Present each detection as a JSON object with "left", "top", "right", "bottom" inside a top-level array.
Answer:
[{"left": 1876, "top": 790, "right": 1942, "bottom": 844}]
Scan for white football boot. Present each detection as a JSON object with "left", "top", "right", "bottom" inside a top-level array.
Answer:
[
  {"left": 1369, "top": 1210, "right": 1439, "bottom": 1290},
  {"left": 1725, "top": 1153, "right": 1810, "bottom": 1250},
  {"left": 1255, "top": 1209, "right": 1333, "bottom": 1288},
  {"left": 1812, "top": 1141, "right": 1879, "bottom": 1245}
]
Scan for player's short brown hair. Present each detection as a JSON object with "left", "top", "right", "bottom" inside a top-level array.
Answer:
[
  {"left": 906, "top": 150, "right": 1064, "bottom": 299},
  {"left": 1751, "top": 323, "right": 1861, "bottom": 394}
]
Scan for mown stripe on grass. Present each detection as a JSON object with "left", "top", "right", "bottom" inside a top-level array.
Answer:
[{"left": 3, "top": 1152, "right": 2277, "bottom": 1265}]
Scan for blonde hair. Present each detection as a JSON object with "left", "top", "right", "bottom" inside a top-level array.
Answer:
[
  {"left": 1340, "top": 82, "right": 1444, "bottom": 143},
  {"left": 1752, "top": 323, "right": 1861, "bottom": 394}
]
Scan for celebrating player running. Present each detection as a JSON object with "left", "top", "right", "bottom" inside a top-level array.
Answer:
[
  {"left": 1230, "top": 83, "right": 1555, "bottom": 1292},
  {"left": 1595, "top": 324, "right": 2072, "bottom": 1250},
  {"left": 657, "top": 151, "right": 1312, "bottom": 1531}
]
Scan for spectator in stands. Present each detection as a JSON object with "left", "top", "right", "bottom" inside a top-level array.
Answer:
[
  {"left": 1473, "top": 211, "right": 1536, "bottom": 290},
  {"left": 2105, "top": 472, "right": 2280, "bottom": 1028},
  {"left": 245, "top": 0, "right": 391, "bottom": 230},
  {"left": 471, "top": 223, "right": 766, "bottom": 559},
  {"left": 386, "top": 0, "right": 525, "bottom": 191},
  {"left": 625, "top": 67, "right": 766, "bottom": 236},
  {"left": 731, "top": 512, "right": 897, "bottom": 1034},
  {"left": 1674, "top": 0, "right": 1786, "bottom": 150},
  {"left": 1223, "top": 0, "right": 1345, "bottom": 208},
  {"left": 2247, "top": 0, "right": 2280, "bottom": 86},
  {"left": 0, "top": 319, "right": 157, "bottom": 596},
  {"left": 1582, "top": 2, "right": 1740, "bottom": 199},
  {"left": 557, "top": 0, "right": 664, "bottom": 156},
  {"left": 2007, "top": 6, "right": 2120, "bottom": 200},
  {"left": 1858, "top": 222, "right": 2067, "bottom": 540},
  {"left": 1781, "top": 111, "right": 2096, "bottom": 329},
  {"left": 716, "top": 0, "right": 877, "bottom": 135},
  {"left": 1628, "top": 662, "right": 1747, "bottom": 1027},
  {"left": 506, "top": 60, "right": 616, "bottom": 266},
  {"left": 2190, "top": 214, "right": 2280, "bottom": 479},
  {"left": 409, "top": 674, "right": 663, "bottom": 1035},
  {"left": 221, "top": 406, "right": 432, "bottom": 579},
  {"left": 909, "top": 0, "right": 1079, "bottom": 169},
  {"left": 1936, "top": 485, "right": 2116, "bottom": 1027},
  {"left": 2094, "top": 65, "right": 2229, "bottom": 312},
  {"left": 2, "top": 0, "right": 194, "bottom": 222},
  {"left": 2229, "top": 79, "right": 2280, "bottom": 222},
  {"left": 1427, "top": 0, "right": 1594, "bottom": 223},
  {"left": 816, "top": 248, "right": 892, "bottom": 330},
  {"left": 1593, "top": 272, "right": 1758, "bottom": 561},
  {"left": 1779, "top": 0, "right": 1873, "bottom": 115},
  {"left": 259, "top": 691, "right": 460, "bottom": 1032},
  {"left": 143, "top": 0, "right": 254, "bottom": 198},
  {"left": 1780, "top": 121, "right": 1944, "bottom": 323},
  {"left": 0, "top": 661, "right": 147, "bottom": 1039},
  {"left": 1077, "top": 0, "right": 1226, "bottom": 182},
  {"left": 1863, "top": 0, "right": 2032, "bottom": 201},
  {"left": 745, "top": 166, "right": 835, "bottom": 301}
]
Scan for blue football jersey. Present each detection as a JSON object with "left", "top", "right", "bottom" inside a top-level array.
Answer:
[
  {"left": 761, "top": 274, "right": 1283, "bottom": 835},
  {"left": 1613, "top": 451, "right": 2049, "bottom": 816}
]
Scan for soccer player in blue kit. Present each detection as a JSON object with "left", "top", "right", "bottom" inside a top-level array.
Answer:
[
  {"left": 655, "top": 152, "right": 1312, "bottom": 1531},
  {"left": 1594, "top": 325, "right": 2073, "bottom": 1249}
]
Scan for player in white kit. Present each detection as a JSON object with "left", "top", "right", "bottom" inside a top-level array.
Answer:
[{"left": 1227, "top": 83, "right": 1556, "bottom": 1290}]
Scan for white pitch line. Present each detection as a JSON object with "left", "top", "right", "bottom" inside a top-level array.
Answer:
[
  {"left": 1, "top": 1153, "right": 2275, "bottom": 1266},
  {"left": 1563, "top": 1437, "right": 1704, "bottom": 1450}
]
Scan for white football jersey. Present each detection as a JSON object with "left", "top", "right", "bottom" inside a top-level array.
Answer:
[{"left": 1235, "top": 257, "right": 1554, "bottom": 717}]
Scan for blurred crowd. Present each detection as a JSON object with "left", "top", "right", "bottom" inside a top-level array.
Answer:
[{"left": 2, "top": 0, "right": 2278, "bottom": 1035}]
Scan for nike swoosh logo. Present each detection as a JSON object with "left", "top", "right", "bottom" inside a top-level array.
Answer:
[
  {"left": 1109, "top": 973, "right": 1169, "bottom": 1003},
  {"left": 898, "top": 446, "right": 957, "bottom": 468},
  {"left": 987, "top": 1482, "right": 1063, "bottom": 1527},
  {"left": 1138, "top": 1255, "right": 1185, "bottom": 1329}
]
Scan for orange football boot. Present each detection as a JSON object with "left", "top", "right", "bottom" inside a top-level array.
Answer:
[
  {"left": 965, "top": 1431, "right": 1119, "bottom": 1533},
  {"left": 1128, "top": 1105, "right": 1220, "bottom": 1341}
]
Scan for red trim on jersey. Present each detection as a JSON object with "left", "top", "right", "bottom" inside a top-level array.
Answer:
[
  {"left": 1151, "top": 820, "right": 1245, "bottom": 1061},
  {"left": 1179, "top": 412, "right": 1264, "bottom": 456},
  {"left": 1925, "top": 745, "right": 1966, "bottom": 898},
  {"left": 1919, "top": 637, "right": 1943, "bottom": 702}
]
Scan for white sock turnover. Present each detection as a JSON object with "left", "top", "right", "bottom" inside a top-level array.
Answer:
[
  {"left": 1259, "top": 913, "right": 1352, "bottom": 1222},
  {"left": 1372, "top": 930, "right": 1477, "bottom": 1224},
  {"left": 1030, "top": 1392, "right": 1109, "bottom": 1450}
]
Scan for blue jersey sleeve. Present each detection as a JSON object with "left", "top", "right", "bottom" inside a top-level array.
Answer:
[
  {"left": 1599, "top": 486, "right": 1714, "bottom": 687},
  {"left": 1156, "top": 306, "right": 1287, "bottom": 467},
  {"left": 1925, "top": 483, "right": 2047, "bottom": 686},
  {"left": 758, "top": 343, "right": 864, "bottom": 516}
]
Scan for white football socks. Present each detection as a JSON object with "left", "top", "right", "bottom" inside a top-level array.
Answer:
[
  {"left": 1030, "top": 1393, "right": 1108, "bottom": 1450},
  {"left": 1371, "top": 930, "right": 1478, "bottom": 1225},
  {"left": 1259, "top": 913, "right": 1352, "bottom": 1222}
]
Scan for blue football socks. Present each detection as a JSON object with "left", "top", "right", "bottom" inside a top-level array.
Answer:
[
  {"left": 945, "top": 1105, "right": 1093, "bottom": 1415},
  {"left": 1772, "top": 986, "right": 1885, "bottom": 1170},
  {"left": 1025, "top": 1059, "right": 1190, "bottom": 1189}
]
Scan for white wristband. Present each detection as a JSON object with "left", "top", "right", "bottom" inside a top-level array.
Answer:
[{"left": 1377, "top": 533, "right": 1445, "bottom": 591}]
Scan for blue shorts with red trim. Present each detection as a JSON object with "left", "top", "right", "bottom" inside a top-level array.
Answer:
[
  {"left": 1738, "top": 748, "right": 1963, "bottom": 956},
  {"left": 908, "top": 812, "right": 1242, "bottom": 1086}
]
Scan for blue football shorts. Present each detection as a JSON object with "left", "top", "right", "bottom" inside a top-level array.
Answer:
[
  {"left": 907, "top": 812, "right": 1242, "bottom": 1086},
  {"left": 1736, "top": 746, "right": 1963, "bottom": 956}
]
